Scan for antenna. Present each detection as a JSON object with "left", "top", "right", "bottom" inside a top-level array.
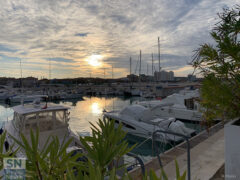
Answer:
[
  {"left": 152, "top": 53, "right": 154, "bottom": 76},
  {"left": 139, "top": 50, "right": 141, "bottom": 75},
  {"left": 158, "top": 37, "right": 161, "bottom": 72}
]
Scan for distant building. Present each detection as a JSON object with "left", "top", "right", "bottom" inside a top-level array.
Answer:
[
  {"left": 154, "top": 71, "right": 174, "bottom": 81},
  {"left": 139, "top": 74, "right": 154, "bottom": 82},
  {"left": 22, "top": 77, "right": 38, "bottom": 87},
  {"left": 174, "top": 76, "right": 188, "bottom": 82},
  {"left": 127, "top": 74, "right": 139, "bottom": 82}
]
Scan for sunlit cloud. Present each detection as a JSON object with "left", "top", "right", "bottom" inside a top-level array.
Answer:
[{"left": 86, "top": 55, "right": 103, "bottom": 67}]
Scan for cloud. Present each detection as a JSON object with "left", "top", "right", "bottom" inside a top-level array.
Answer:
[
  {"left": 0, "top": 45, "right": 18, "bottom": 53},
  {"left": 0, "top": 54, "right": 20, "bottom": 61},
  {"left": 75, "top": 33, "right": 89, "bottom": 37},
  {"left": 46, "top": 57, "right": 74, "bottom": 63},
  {"left": 0, "top": 0, "right": 238, "bottom": 78}
]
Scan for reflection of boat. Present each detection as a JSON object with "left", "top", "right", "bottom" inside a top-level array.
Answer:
[
  {"left": 2, "top": 102, "right": 82, "bottom": 156},
  {"left": 104, "top": 104, "right": 196, "bottom": 143},
  {"left": 138, "top": 90, "right": 202, "bottom": 122}
]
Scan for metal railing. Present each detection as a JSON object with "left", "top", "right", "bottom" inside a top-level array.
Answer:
[
  {"left": 126, "top": 152, "right": 145, "bottom": 176},
  {"left": 152, "top": 130, "right": 191, "bottom": 180}
]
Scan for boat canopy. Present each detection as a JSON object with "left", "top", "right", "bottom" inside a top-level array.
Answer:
[
  {"left": 120, "top": 105, "right": 147, "bottom": 120},
  {"left": 12, "top": 103, "right": 70, "bottom": 132},
  {"left": 12, "top": 103, "right": 69, "bottom": 115}
]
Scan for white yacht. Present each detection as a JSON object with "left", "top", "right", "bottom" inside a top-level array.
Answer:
[
  {"left": 103, "top": 104, "right": 196, "bottom": 143},
  {"left": 2, "top": 102, "right": 82, "bottom": 156},
  {"left": 6, "top": 95, "right": 48, "bottom": 104},
  {"left": 138, "top": 90, "right": 202, "bottom": 122}
]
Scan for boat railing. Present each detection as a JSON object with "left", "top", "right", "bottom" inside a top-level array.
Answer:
[
  {"left": 126, "top": 152, "right": 145, "bottom": 175},
  {"left": 152, "top": 130, "right": 191, "bottom": 180}
]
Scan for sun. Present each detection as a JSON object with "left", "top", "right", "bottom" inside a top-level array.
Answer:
[{"left": 87, "top": 55, "right": 103, "bottom": 67}]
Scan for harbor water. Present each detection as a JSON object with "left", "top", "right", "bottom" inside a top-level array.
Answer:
[{"left": 0, "top": 96, "right": 204, "bottom": 162}]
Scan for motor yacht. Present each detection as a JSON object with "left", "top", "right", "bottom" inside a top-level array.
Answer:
[
  {"left": 138, "top": 90, "right": 202, "bottom": 122},
  {"left": 2, "top": 101, "right": 82, "bottom": 156},
  {"left": 103, "top": 104, "right": 196, "bottom": 143}
]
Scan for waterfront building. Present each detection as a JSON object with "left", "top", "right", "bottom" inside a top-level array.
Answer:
[{"left": 154, "top": 70, "right": 174, "bottom": 81}]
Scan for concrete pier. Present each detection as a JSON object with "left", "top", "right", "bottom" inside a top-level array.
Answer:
[
  {"left": 156, "top": 129, "right": 224, "bottom": 179},
  {"left": 129, "top": 123, "right": 224, "bottom": 179}
]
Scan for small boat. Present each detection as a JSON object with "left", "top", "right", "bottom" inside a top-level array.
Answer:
[
  {"left": 103, "top": 104, "right": 196, "bottom": 143},
  {"left": 0, "top": 86, "right": 14, "bottom": 101},
  {"left": 6, "top": 95, "right": 48, "bottom": 104},
  {"left": 124, "top": 89, "right": 143, "bottom": 97},
  {"left": 2, "top": 101, "right": 82, "bottom": 156}
]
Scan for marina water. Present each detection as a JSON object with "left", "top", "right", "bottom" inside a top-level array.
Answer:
[{"left": 0, "top": 96, "right": 203, "bottom": 162}]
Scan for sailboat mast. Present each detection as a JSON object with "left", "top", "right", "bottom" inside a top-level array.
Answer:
[
  {"left": 49, "top": 59, "right": 51, "bottom": 80},
  {"left": 152, "top": 53, "right": 154, "bottom": 76},
  {"left": 112, "top": 66, "right": 114, "bottom": 79},
  {"left": 130, "top": 57, "right": 132, "bottom": 75},
  {"left": 158, "top": 37, "right": 161, "bottom": 72},
  {"left": 147, "top": 64, "right": 148, "bottom": 75},
  {"left": 139, "top": 50, "right": 141, "bottom": 75},
  {"left": 20, "top": 59, "right": 23, "bottom": 93},
  {"left": 103, "top": 68, "right": 106, "bottom": 79}
]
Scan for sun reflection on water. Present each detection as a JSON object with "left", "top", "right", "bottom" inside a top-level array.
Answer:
[{"left": 91, "top": 102, "right": 102, "bottom": 114}]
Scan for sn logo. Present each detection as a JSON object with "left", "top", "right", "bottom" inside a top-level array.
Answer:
[{"left": 4, "top": 158, "right": 26, "bottom": 169}]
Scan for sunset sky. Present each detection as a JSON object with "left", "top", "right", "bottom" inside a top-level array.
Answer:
[{"left": 0, "top": 0, "right": 238, "bottom": 79}]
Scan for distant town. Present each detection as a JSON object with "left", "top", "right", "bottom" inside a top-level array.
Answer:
[{"left": 0, "top": 71, "right": 200, "bottom": 88}]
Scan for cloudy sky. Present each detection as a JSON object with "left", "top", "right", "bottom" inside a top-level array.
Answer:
[{"left": 0, "top": 0, "right": 238, "bottom": 79}]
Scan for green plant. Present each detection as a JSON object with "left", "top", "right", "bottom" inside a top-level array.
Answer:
[
  {"left": 0, "top": 131, "right": 18, "bottom": 178},
  {"left": 10, "top": 129, "right": 81, "bottom": 179},
  {"left": 79, "top": 119, "right": 136, "bottom": 178},
  {"left": 192, "top": 5, "right": 240, "bottom": 123},
  {"left": 2, "top": 120, "right": 187, "bottom": 180}
]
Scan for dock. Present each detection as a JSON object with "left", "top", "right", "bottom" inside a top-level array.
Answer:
[{"left": 129, "top": 123, "right": 224, "bottom": 179}]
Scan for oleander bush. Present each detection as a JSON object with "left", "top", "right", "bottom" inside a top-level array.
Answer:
[
  {"left": 0, "top": 119, "right": 186, "bottom": 180},
  {"left": 192, "top": 5, "right": 240, "bottom": 123}
]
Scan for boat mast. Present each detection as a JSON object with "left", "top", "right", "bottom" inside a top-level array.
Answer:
[
  {"left": 152, "top": 53, "right": 154, "bottom": 76},
  {"left": 20, "top": 59, "right": 23, "bottom": 93},
  {"left": 130, "top": 57, "right": 132, "bottom": 75},
  {"left": 112, "top": 65, "right": 114, "bottom": 79},
  {"left": 147, "top": 64, "right": 148, "bottom": 75},
  {"left": 158, "top": 37, "right": 161, "bottom": 72},
  {"left": 139, "top": 50, "right": 141, "bottom": 75},
  {"left": 49, "top": 58, "right": 51, "bottom": 80},
  {"left": 103, "top": 68, "right": 106, "bottom": 79},
  {"left": 20, "top": 59, "right": 23, "bottom": 105}
]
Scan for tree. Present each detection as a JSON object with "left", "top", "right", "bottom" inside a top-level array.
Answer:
[{"left": 192, "top": 5, "right": 240, "bottom": 122}]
